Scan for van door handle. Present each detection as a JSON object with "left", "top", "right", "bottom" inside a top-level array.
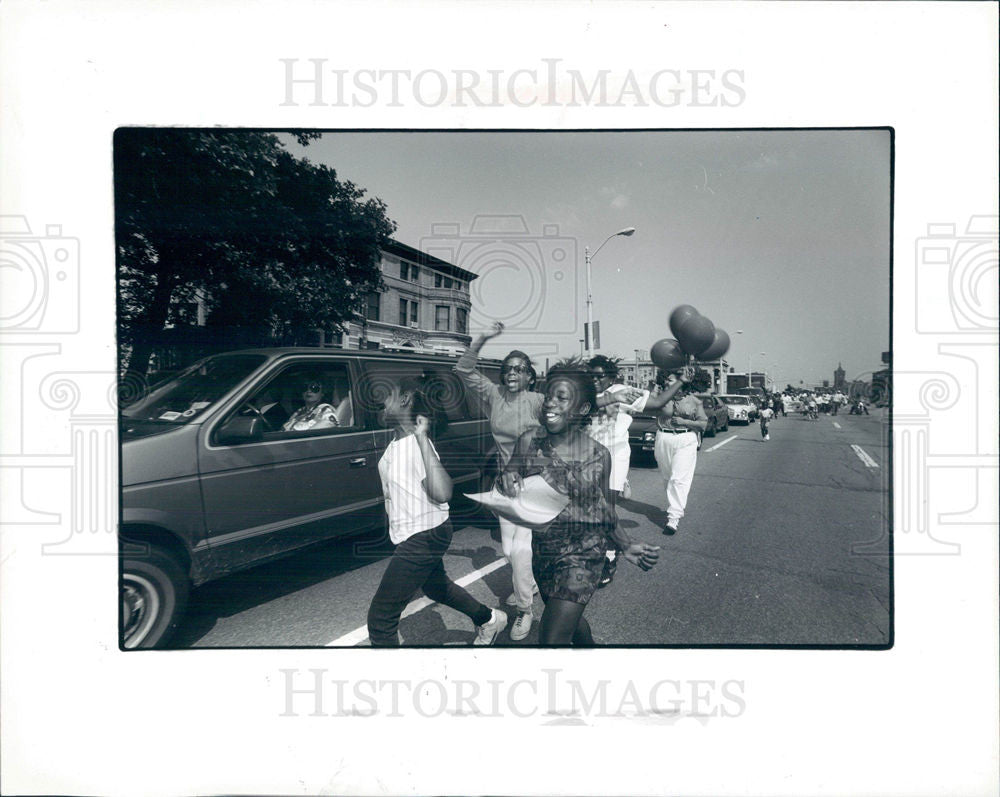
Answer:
[{"left": 349, "top": 457, "right": 367, "bottom": 467}]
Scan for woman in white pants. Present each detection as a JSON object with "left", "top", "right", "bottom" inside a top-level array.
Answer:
[
  {"left": 455, "top": 322, "right": 545, "bottom": 642},
  {"left": 640, "top": 369, "right": 709, "bottom": 535}
]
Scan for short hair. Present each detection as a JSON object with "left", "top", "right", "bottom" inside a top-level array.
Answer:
[
  {"left": 398, "top": 375, "right": 449, "bottom": 435},
  {"left": 545, "top": 357, "right": 598, "bottom": 424},
  {"left": 501, "top": 349, "right": 537, "bottom": 390},
  {"left": 588, "top": 355, "right": 619, "bottom": 378}
]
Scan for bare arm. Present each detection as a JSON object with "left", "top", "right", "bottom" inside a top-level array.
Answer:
[
  {"left": 639, "top": 378, "right": 687, "bottom": 411},
  {"left": 414, "top": 417, "right": 452, "bottom": 503}
]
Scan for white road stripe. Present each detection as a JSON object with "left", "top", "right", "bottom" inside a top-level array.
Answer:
[
  {"left": 705, "top": 434, "right": 738, "bottom": 452},
  {"left": 832, "top": 422, "right": 842, "bottom": 429},
  {"left": 851, "top": 444, "right": 879, "bottom": 468},
  {"left": 326, "top": 555, "right": 509, "bottom": 647}
]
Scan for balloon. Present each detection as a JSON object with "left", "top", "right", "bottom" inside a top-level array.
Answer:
[
  {"left": 676, "top": 313, "right": 716, "bottom": 356},
  {"left": 698, "top": 328, "right": 730, "bottom": 360},
  {"left": 650, "top": 338, "right": 687, "bottom": 371},
  {"left": 669, "top": 305, "right": 699, "bottom": 339}
]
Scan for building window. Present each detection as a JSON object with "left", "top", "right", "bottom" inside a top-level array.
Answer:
[
  {"left": 456, "top": 307, "right": 468, "bottom": 334},
  {"left": 400, "top": 299, "right": 419, "bottom": 327},
  {"left": 435, "top": 305, "right": 451, "bottom": 331},
  {"left": 400, "top": 262, "right": 409, "bottom": 281},
  {"left": 365, "top": 292, "right": 380, "bottom": 322},
  {"left": 443, "top": 276, "right": 453, "bottom": 289},
  {"left": 435, "top": 273, "right": 442, "bottom": 288},
  {"left": 455, "top": 281, "right": 462, "bottom": 292},
  {"left": 410, "top": 265, "right": 419, "bottom": 282}
]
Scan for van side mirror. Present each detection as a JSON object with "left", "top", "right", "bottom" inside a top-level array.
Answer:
[{"left": 216, "top": 416, "right": 263, "bottom": 445}]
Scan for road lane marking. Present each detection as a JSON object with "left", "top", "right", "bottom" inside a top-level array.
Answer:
[
  {"left": 705, "top": 434, "right": 737, "bottom": 452},
  {"left": 326, "top": 556, "right": 509, "bottom": 647},
  {"left": 832, "top": 422, "right": 842, "bottom": 429},
  {"left": 851, "top": 444, "right": 879, "bottom": 468}
]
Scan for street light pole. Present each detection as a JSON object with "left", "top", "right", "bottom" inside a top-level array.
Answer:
[
  {"left": 634, "top": 348, "right": 642, "bottom": 387},
  {"left": 585, "top": 226, "right": 635, "bottom": 356}
]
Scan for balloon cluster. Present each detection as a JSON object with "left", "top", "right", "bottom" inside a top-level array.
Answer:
[{"left": 650, "top": 305, "right": 730, "bottom": 371}]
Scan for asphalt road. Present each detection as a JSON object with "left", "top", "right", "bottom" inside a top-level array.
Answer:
[{"left": 172, "top": 409, "right": 891, "bottom": 648}]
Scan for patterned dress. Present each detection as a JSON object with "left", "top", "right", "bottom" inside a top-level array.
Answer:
[{"left": 508, "top": 429, "right": 616, "bottom": 605}]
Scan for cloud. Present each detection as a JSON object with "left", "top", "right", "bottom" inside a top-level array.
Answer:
[{"left": 600, "top": 185, "right": 630, "bottom": 210}]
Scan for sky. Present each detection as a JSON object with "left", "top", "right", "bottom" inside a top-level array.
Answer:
[{"left": 281, "top": 130, "right": 890, "bottom": 387}]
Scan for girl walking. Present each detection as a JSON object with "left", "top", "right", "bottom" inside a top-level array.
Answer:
[
  {"left": 499, "top": 360, "right": 660, "bottom": 645},
  {"left": 366, "top": 376, "right": 506, "bottom": 646}
]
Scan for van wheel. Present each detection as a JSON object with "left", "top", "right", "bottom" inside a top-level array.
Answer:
[{"left": 121, "top": 545, "right": 189, "bottom": 649}]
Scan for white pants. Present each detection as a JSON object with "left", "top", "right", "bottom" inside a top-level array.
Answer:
[
  {"left": 653, "top": 430, "right": 699, "bottom": 529},
  {"left": 498, "top": 516, "right": 536, "bottom": 612}
]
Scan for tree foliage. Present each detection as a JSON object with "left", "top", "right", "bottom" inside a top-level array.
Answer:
[{"left": 115, "top": 129, "right": 395, "bottom": 376}]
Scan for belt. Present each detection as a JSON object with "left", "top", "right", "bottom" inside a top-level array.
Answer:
[{"left": 657, "top": 427, "right": 691, "bottom": 434}]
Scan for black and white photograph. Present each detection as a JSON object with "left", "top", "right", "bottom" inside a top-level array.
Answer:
[
  {"left": 116, "top": 128, "right": 892, "bottom": 650},
  {"left": 2, "top": 2, "right": 997, "bottom": 796}
]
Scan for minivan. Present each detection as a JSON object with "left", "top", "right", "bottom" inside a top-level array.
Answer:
[{"left": 119, "top": 347, "right": 502, "bottom": 648}]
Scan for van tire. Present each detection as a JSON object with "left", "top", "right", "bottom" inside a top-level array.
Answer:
[{"left": 121, "top": 545, "right": 189, "bottom": 649}]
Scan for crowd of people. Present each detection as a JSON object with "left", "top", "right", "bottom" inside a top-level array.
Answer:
[{"left": 364, "top": 323, "right": 872, "bottom": 647}]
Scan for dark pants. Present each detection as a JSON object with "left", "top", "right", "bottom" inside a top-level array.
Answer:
[
  {"left": 367, "top": 520, "right": 491, "bottom": 646},
  {"left": 831, "top": 403, "right": 838, "bottom": 415}
]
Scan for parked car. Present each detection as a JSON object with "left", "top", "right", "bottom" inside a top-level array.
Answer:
[
  {"left": 697, "top": 393, "right": 729, "bottom": 437},
  {"left": 628, "top": 411, "right": 659, "bottom": 464},
  {"left": 119, "top": 347, "right": 503, "bottom": 649},
  {"left": 718, "top": 394, "right": 755, "bottom": 424}
]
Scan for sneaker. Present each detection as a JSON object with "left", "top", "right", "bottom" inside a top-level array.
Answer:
[
  {"left": 765, "top": 434, "right": 770, "bottom": 440},
  {"left": 505, "top": 586, "right": 540, "bottom": 607},
  {"left": 598, "top": 556, "right": 618, "bottom": 588},
  {"left": 662, "top": 523, "right": 678, "bottom": 536},
  {"left": 509, "top": 610, "right": 533, "bottom": 641},
  {"left": 473, "top": 609, "right": 507, "bottom": 646}
]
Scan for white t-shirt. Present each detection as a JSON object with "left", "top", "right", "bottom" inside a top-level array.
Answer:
[
  {"left": 588, "top": 383, "right": 640, "bottom": 452},
  {"left": 760, "top": 407, "right": 774, "bottom": 421},
  {"left": 378, "top": 433, "right": 449, "bottom": 545}
]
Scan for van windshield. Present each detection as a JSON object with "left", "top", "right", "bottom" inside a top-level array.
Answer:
[{"left": 121, "top": 354, "right": 267, "bottom": 426}]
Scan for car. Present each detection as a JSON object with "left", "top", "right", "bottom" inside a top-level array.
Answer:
[
  {"left": 718, "top": 394, "right": 755, "bottom": 424},
  {"left": 628, "top": 411, "right": 660, "bottom": 464},
  {"left": 697, "top": 393, "right": 729, "bottom": 438},
  {"left": 119, "top": 347, "right": 502, "bottom": 649}
]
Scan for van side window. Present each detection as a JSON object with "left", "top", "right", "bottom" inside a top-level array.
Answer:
[
  {"left": 357, "top": 361, "right": 472, "bottom": 429},
  {"left": 229, "top": 361, "right": 357, "bottom": 441}
]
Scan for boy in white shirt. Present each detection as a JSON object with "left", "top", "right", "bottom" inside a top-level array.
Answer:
[
  {"left": 366, "top": 376, "right": 506, "bottom": 646},
  {"left": 759, "top": 405, "right": 774, "bottom": 440}
]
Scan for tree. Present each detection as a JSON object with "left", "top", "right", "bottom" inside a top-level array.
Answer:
[{"left": 115, "top": 129, "right": 396, "bottom": 377}]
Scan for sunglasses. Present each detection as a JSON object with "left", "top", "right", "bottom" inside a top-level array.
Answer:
[
  {"left": 502, "top": 364, "right": 530, "bottom": 375},
  {"left": 302, "top": 382, "right": 323, "bottom": 392}
]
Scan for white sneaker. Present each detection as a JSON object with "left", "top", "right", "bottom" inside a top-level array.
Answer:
[
  {"left": 505, "top": 586, "right": 540, "bottom": 607},
  {"left": 765, "top": 434, "right": 770, "bottom": 440},
  {"left": 509, "top": 610, "right": 533, "bottom": 641},
  {"left": 473, "top": 609, "right": 507, "bottom": 646}
]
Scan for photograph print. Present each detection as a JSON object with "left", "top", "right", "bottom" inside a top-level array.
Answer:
[{"left": 116, "top": 127, "right": 892, "bottom": 649}]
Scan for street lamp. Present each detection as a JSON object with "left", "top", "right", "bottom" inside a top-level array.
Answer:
[
  {"left": 585, "top": 226, "right": 635, "bottom": 355},
  {"left": 634, "top": 348, "right": 642, "bottom": 387}
]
